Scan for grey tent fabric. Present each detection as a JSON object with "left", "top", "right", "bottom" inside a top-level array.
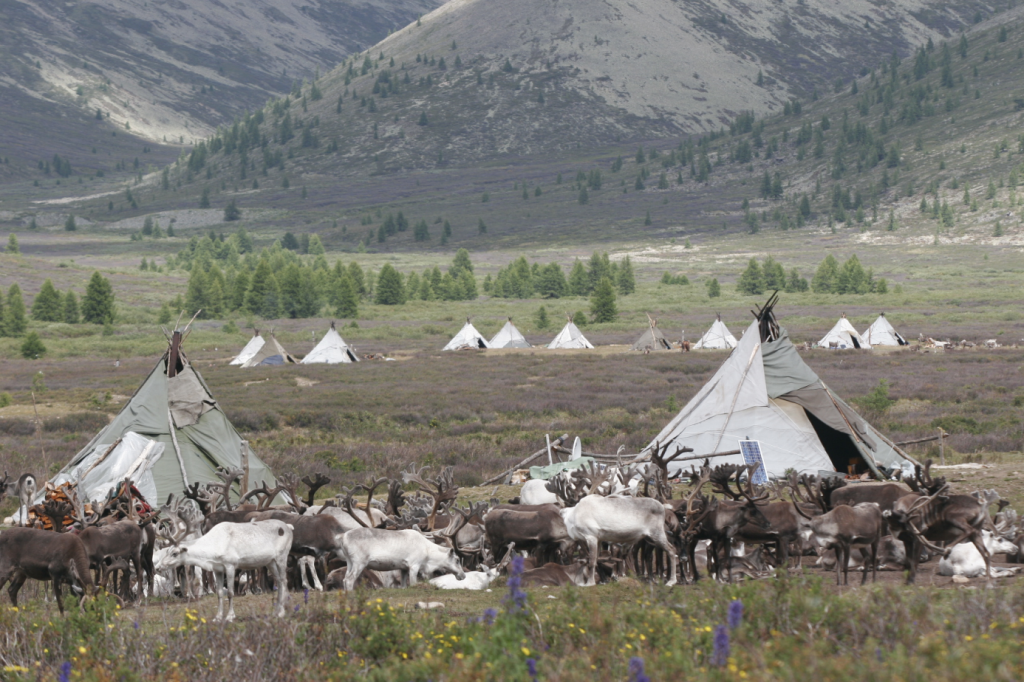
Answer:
[
  {"left": 50, "top": 352, "right": 278, "bottom": 508},
  {"left": 780, "top": 386, "right": 873, "bottom": 448},
  {"left": 241, "top": 335, "right": 297, "bottom": 368},
  {"left": 761, "top": 330, "right": 822, "bottom": 398},
  {"left": 631, "top": 323, "right": 672, "bottom": 351},
  {"left": 528, "top": 457, "right": 595, "bottom": 481}
]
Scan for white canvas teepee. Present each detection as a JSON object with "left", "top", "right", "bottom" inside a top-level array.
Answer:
[
  {"left": 631, "top": 315, "right": 672, "bottom": 351},
  {"left": 819, "top": 314, "right": 871, "bottom": 350},
  {"left": 489, "top": 319, "right": 532, "bottom": 348},
  {"left": 646, "top": 317, "right": 912, "bottom": 478},
  {"left": 692, "top": 315, "right": 737, "bottom": 350},
  {"left": 444, "top": 319, "right": 490, "bottom": 350},
  {"left": 547, "top": 318, "right": 594, "bottom": 349},
  {"left": 862, "top": 313, "right": 907, "bottom": 347},
  {"left": 230, "top": 331, "right": 265, "bottom": 365},
  {"left": 241, "top": 334, "right": 298, "bottom": 367},
  {"left": 301, "top": 322, "right": 359, "bottom": 364}
]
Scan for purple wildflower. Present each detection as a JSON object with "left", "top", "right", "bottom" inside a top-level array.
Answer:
[
  {"left": 481, "top": 607, "right": 498, "bottom": 625},
  {"left": 728, "top": 599, "right": 744, "bottom": 629},
  {"left": 712, "top": 625, "right": 730, "bottom": 666},
  {"left": 59, "top": 662, "right": 72, "bottom": 682},
  {"left": 875, "top": 647, "right": 883, "bottom": 663},
  {"left": 629, "top": 656, "right": 650, "bottom": 682},
  {"left": 504, "top": 555, "right": 528, "bottom": 613},
  {"left": 526, "top": 657, "right": 538, "bottom": 681},
  {"left": 133, "top": 621, "right": 139, "bottom": 630},
  {"left": 304, "top": 588, "right": 309, "bottom": 604}
]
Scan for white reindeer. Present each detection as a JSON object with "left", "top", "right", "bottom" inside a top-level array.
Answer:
[
  {"left": 154, "top": 519, "right": 293, "bottom": 621},
  {"left": 337, "top": 527, "right": 465, "bottom": 591},
  {"left": 520, "top": 479, "right": 560, "bottom": 506},
  {"left": 939, "top": 531, "right": 1021, "bottom": 578},
  {"left": 560, "top": 495, "right": 677, "bottom": 586},
  {"left": 430, "top": 566, "right": 500, "bottom": 590}
]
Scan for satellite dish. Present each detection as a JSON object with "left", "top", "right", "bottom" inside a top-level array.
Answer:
[{"left": 570, "top": 437, "right": 582, "bottom": 461}]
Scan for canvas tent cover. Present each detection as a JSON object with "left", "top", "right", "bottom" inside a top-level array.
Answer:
[
  {"left": 230, "top": 332, "right": 264, "bottom": 365},
  {"left": 862, "top": 314, "right": 907, "bottom": 346},
  {"left": 45, "top": 432, "right": 164, "bottom": 509},
  {"left": 301, "top": 324, "right": 359, "bottom": 364},
  {"left": 631, "top": 323, "right": 672, "bottom": 351},
  {"left": 819, "top": 317, "right": 871, "bottom": 350},
  {"left": 489, "top": 320, "right": 532, "bottom": 349},
  {"left": 647, "top": 320, "right": 911, "bottom": 478},
  {"left": 693, "top": 319, "right": 737, "bottom": 350},
  {"left": 547, "top": 321, "right": 594, "bottom": 349},
  {"left": 46, "top": 351, "right": 278, "bottom": 509},
  {"left": 241, "top": 334, "right": 298, "bottom": 367},
  {"left": 528, "top": 456, "right": 596, "bottom": 481},
  {"left": 444, "top": 321, "right": 490, "bottom": 350}
]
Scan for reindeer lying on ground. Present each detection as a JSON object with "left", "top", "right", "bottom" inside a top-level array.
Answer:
[{"left": 938, "top": 531, "right": 1020, "bottom": 578}]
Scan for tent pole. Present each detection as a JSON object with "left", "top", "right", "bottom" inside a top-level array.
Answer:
[
  {"left": 167, "top": 409, "right": 189, "bottom": 487},
  {"left": 240, "top": 440, "right": 250, "bottom": 495},
  {"left": 710, "top": 342, "right": 760, "bottom": 454}
]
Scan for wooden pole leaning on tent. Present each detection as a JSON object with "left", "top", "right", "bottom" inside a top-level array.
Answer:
[
  {"left": 240, "top": 440, "right": 250, "bottom": 494},
  {"left": 482, "top": 434, "right": 569, "bottom": 486}
]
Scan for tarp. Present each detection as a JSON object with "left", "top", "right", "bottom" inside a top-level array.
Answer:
[
  {"left": 47, "top": 432, "right": 164, "bottom": 507},
  {"left": 229, "top": 332, "right": 264, "bottom": 365},
  {"left": 444, "top": 321, "right": 490, "bottom": 350},
  {"left": 528, "top": 457, "right": 596, "bottom": 481},
  {"left": 862, "top": 314, "right": 907, "bottom": 346},
  {"left": 693, "top": 318, "right": 737, "bottom": 350},
  {"left": 45, "top": 351, "right": 279, "bottom": 509},
  {"left": 631, "top": 322, "right": 672, "bottom": 351},
  {"left": 646, "top": 319, "right": 912, "bottom": 478},
  {"left": 489, "top": 320, "right": 532, "bottom": 349},
  {"left": 819, "top": 316, "right": 871, "bottom": 350},
  {"left": 241, "top": 334, "right": 298, "bottom": 367},
  {"left": 301, "top": 324, "right": 359, "bottom": 364},
  {"left": 547, "top": 321, "right": 594, "bottom": 349}
]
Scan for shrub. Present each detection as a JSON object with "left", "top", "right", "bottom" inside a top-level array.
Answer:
[
  {"left": 930, "top": 415, "right": 983, "bottom": 435},
  {"left": 43, "top": 412, "right": 109, "bottom": 433}
]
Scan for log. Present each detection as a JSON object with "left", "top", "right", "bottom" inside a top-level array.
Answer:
[
  {"left": 482, "top": 434, "right": 570, "bottom": 486},
  {"left": 893, "top": 432, "right": 949, "bottom": 447},
  {"left": 553, "top": 446, "right": 741, "bottom": 466}
]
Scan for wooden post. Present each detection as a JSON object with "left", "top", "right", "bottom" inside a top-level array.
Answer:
[
  {"left": 938, "top": 427, "right": 945, "bottom": 466},
  {"left": 240, "top": 440, "right": 250, "bottom": 497},
  {"left": 545, "top": 434, "right": 553, "bottom": 466}
]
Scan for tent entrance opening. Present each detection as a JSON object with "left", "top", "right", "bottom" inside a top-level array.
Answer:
[{"left": 804, "top": 410, "right": 867, "bottom": 475}]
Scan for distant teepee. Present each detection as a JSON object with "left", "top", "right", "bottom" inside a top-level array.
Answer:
[
  {"left": 693, "top": 314, "right": 737, "bottom": 350},
  {"left": 230, "top": 329, "right": 265, "bottom": 365},
  {"left": 819, "top": 314, "right": 871, "bottom": 350},
  {"left": 631, "top": 314, "right": 672, "bottom": 351},
  {"left": 489, "top": 318, "right": 532, "bottom": 348},
  {"left": 241, "top": 332, "right": 298, "bottom": 367},
  {"left": 443, "top": 318, "right": 491, "bottom": 350},
  {"left": 547, "top": 315, "right": 594, "bottom": 349},
  {"left": 862, "top": 313, "right": 907, "bottom": 347},
  {"left": 301, "top": 321, "right": 359, "bottom": 364}
]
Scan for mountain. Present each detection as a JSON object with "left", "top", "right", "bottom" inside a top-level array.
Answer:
[{"left": 0, "top": 0, "right": 442, "bottom": 173}]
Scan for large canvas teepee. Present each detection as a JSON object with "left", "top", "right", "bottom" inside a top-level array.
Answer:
[
  {"left": 443, "top": 319, "right": 490, "bottom": 350},
  {"left": 692, "top": 315, "right": 737, "bottom": 350},
  {"left": 489, "top": 319, "right": 532, "bottom": 349},
  {"left": 646, "top": 296, "right": 912, "bottom": 479},
  {"left": 301, "top": 322, "right": 359, "bottom": 364},
  {"left": 547, "top": 318, "right": 594, "bottom": 349},
  {"left": 819, "top": 314, "right": 871, "bottom": 350},
  {"left": 631, "top": 315, "right": 672, "bottom": 351},
  {"left": 229, "top": 330, "right": 265, "bottom": 365},
  {"left": 46, "top": 330, "right": 278, "bottom": 508},
  {"left": 862, "top": 313, "right": 907, "bottom": 347},
  {"left": 241, "top": 333, "right": 298, "bottom": 367}
]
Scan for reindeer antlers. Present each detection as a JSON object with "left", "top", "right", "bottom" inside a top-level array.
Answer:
[
  {"left": 300, "top": 473, "right": 332, "bottom": 506},
  {"left": 402, "top": 464, "right": 459, "bottom": 531}
]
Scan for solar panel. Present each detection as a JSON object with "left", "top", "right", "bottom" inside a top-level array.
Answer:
[{"left": 739, "top": 440, "right": 767, "bottom": 485}]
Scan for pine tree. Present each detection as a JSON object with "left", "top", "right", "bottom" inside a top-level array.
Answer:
[
  {"left": 568, "top": 259, "right": 589, "bottom": 296},
  {"left": 785, "top": 268, "right": 809, "bottom": 293},
  {"left": 616, "top": 255, "right": 636, "bottom": 295},
  {"left": 589, "top": 276, "right": 618, "bottom": 323},
  {"left": 6, "top": 234, "right": 18, "bottom": 254},
  {"left": 737, "top": 258, "right": 765, "bottom": 295},
  {"left": 478, "top": 219, "right": 487, "bottom": 234},
  {"left": 450, "top": 248, "right": 474, "bottom": 279},
  {"left": 230, "top": 271, "right": 250, "bottom": 310},
  {"left": 224, "top": 200, "right": 241, "bottom": 221},
  {"left": 374, "top": 264, "right": 406, "bottom": 305},
  {"left": 33, "top": 280, "right": 64, "bottom": 322},
  {"left": 184, "top": 267, "right": 210, "bottom": 318},
  {"left": 811, "top": 254, "right": 841, "bottom": 293},
  {"left": 307, "top": 234, "right": 325, "bottom": 255},
  {"left": 245, "top": 259, "right": 282, "bottom": 318},
  {"left": 458, "top": 270, "right": 478, "bottom": 300},
  {"left": 837, "top": 255, "right": 870, "bottom": 294},
  {"left": 63, "top": 290, "right": 80, "bottom": 324},
  {"left": 535, "top": 305, "right": 550, "bottom": 329},
  {"left": 334, "top": 271, "right": 359, "bottom": 317},
  {"left": 644, "top": 210, "right": 652, "bottom": 226},
  {"left": 200, "top": 187, "right": 210, "bottom": 208},
  {"left": 20, "top": 332, "right": 46, "bottom": 359},
  {"left": 443, "top": 220, "right": 452, "bottom": 239},
  {"left": 157, "top": 302, "right": 171, "bottom": 325},
  {"left": 81, "top": 271, "right": 115, "bottom": 324},
  {"left": 348, "top": 262, "right": 366, "bottom": 296},
  {"left": 65, "top": 215, "right": 77, "bottom": 231},
  {"left": 578, "top": 186, "right": 589, "bottom": 204},
  {"left": 706, "top": 278, "right": 721, "bottom": 298},
  {"left": 536, "top": 263, "right": 568, "bottom": 299},
  {"left": 3, "top": 284, "right": 27, "bottom": 336}
]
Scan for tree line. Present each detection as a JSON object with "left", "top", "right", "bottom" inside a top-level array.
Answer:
[{"left": 736, "top": 254, "right": 887, "bottom": 296}]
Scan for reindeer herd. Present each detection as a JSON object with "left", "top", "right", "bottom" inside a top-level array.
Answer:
[{"left": 0, "top": 446, "right": 1023, "bottom": 621}]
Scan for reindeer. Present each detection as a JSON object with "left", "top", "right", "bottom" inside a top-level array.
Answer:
[
  {"left": 337, "top": 527, "right": 465, "bottom": 591},
  {"left": 401, "top": 464, "right": 459, "bottom": 531},
  {"left": 1, "top": 472, "right": 37, "bottom": 527},
  {"left": 0, "top": 526, "right": 95, "bottom": 614}
]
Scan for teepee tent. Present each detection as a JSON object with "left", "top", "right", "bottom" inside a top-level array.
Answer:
[
  {"left": 41, "top": 329, "right": 278, "bottom": 511},
  {"left": 443, "top": 319, "right": 490, "bottom": 350},
  {"left": 862, "top": 313, "right": 907, "bottom": 347},
  {"left": 489, "top": 319, "right": 532, "bottom": 349},
  {"left": 301, "top": 322, "right": 359, "bottom": 364},
  {"left": 547, "top": 317, "right": 594, "bottom": 349},
  {"left": 229, "top": 330, "right": 265, "bottom": 365},
  {"left": 241, "top": 333, "right": 298, "bottom": 367},
  {"left": 631, "top": 315, "right": 673, "bottom": 351},
  {"left": 646, "top": 295, "right": 912, "bottom": 479},
  {"left": 693, "top": 315, "right": 737, "bottom": 350},
  {"left": 819, "top": 314, "right": 871, "bottom": 350}
]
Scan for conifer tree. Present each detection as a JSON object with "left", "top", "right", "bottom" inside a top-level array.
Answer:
[
  {"left": 20, "top": 332, "right": 46, "bottom": 359},
  {"left": 568, "top": 259, "right": 589, "bottom": 297},
  {"left": 230, "top": 271, "right": 250, "bottom": 310},
  {"left": 737, "top": 258, "right": 765, "bottom": 295},
  {"left": 6, "top": 234, "right": 18, "bottom": 254},
  {"left": 785, "top": 269, "right": 809, "bottom": 293},
  {"left": 348, "top": 262, "right": 366, "bottom": 296},
  {"left": 450, "top": 248, "right": 474, "bottom": 278},
  {"left": 706, "top": 278, "right": 721, "bottom": 298},
  {"left": 837, "top": 255, "right": 869, "bottom": 294},
  {"left": 184, "top": 267, "right": 210, "bottom": 318},
  {"left": 374, "top": 264, "right": 406, "bottom": 305},
  {"left": 245, "top": 259, "right": 282, "bottom": 318},
  {"left": 536, "top": 263, "right": 568, "bottom": 299},
  {"left": 762, "top": 256, "right": 786, "bottom": 291},
  {"left": 811, "top": 254, "right": 841, "bottom": 293},
  {"left": 32, "top": 280, "right": 64, "bottom": 322},
  {"left": 589, "top": 276, "right": 618, "bottom": 323},
  {"left": 81, "top": 271, "right": 115, "bottom": 324},
  {"left": 307, "top": 234, "right": 326, "bottom": 255},
  {"left": 63, "top": 290, "right": 80, "bottom": 324},
  {"left": 535, "top": 305, "right": 550, "bottom": 330},
  {"left": 65, "top": 215, "right": 77, "bottom": 231},
  {"left": 3, "top": 284, "right": 27, "bottom": 336},
  {"left": 616, "top": 255, "right": 636, "bottom": 295},
  {"left": 458, "top": 270, "right": 478, "bottom": 300},
  {"left": 200, "top": 187, "right": 210, "bottom": 208},
  {"left": 334, "top": 272, "right": 359, "bottom": 317},
  {"left": 478, "top": 219, "right": 487, "bottom": 234}
]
